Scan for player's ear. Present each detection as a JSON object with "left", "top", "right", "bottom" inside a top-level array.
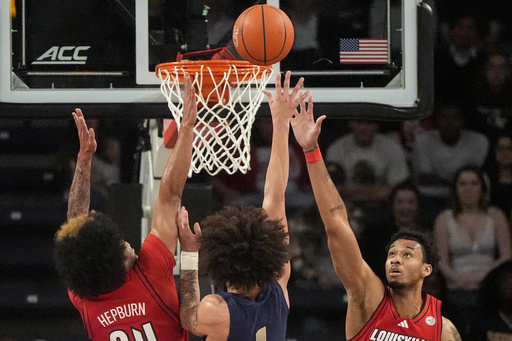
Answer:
[{"left": 421, "top": 263, "right": 433, "bottom": 278}]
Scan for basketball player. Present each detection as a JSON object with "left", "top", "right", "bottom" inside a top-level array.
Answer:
[
  {"left": 53, "top": 73, "right": 197, "bottom": 340},
  {"left": 289, "top": 95, "right": 462, "bottom": 340},
  {"left": 176, "top": 71, "right": 308, "bottom": 340}
]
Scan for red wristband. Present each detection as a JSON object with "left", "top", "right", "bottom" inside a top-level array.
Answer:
[{"left": 305, "top": 147, "right": 323, "bottom": 164}]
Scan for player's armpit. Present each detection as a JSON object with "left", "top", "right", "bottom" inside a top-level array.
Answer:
[{"left": 441, "top": 316, "right": 462, "bottom": 341}]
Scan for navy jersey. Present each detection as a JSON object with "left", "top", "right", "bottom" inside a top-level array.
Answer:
[{"left": 218, "top": 282, "right": 289, "bottom": 341}]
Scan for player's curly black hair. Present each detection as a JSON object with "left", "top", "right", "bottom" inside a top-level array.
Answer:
[
  {"left": 385, "top": 230, "right": 440, "bottom": 272},
  {"left": 53, "top": 211, "right": 127, "bottom": 297},
  {"left": 198, "top": 206, "right": 289, "bottom": 291}
]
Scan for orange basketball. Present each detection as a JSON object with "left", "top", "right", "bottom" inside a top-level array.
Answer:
[{"left": 232, "top": 5, "right": 294, "bottom": 66}]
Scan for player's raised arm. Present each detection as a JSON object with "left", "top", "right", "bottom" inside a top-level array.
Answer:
[
  {"left": 67, "top": 109, "right": 97, "bottom": 220},
  {"left": 261, "top": 71, "right": 309, "bottom": 294},
  {"left": 291, "top": 96, "right": 384, "bottom": 335},
  {"left": 150, "top": 72, "right": 197, "bottom": 253}
]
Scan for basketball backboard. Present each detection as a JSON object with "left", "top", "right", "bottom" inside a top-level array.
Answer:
[{"left": 1, "top": 0, "right": 435, "bottom": 120}]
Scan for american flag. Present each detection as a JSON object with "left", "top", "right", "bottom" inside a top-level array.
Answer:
[{"left": 339, "top": 38, "right": 389, "bottom": 64}]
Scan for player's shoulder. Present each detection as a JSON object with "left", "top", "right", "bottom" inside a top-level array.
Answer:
[
  {"left": 198, "top": 294, "right": 229, "bottom": 319},
  {"left": 441, "top": 316, "right": 462, "bottom": 341},
  {"left": 196, "top": 294, "right": 230, "bottom": 332}
]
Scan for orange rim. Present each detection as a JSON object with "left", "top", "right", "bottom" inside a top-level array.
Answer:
[{"left": 155, "top": 60, "right": 272, "bottom": 83}]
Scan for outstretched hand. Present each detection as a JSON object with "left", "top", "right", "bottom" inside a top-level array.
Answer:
[
  {"left": 181, "top": 72, "right": 198, "bottom": 128},
  {"left": 262, "top": 71, "right": 310, "bottom": 122},
  {"left": 177, "top": 206, "right": 202, "bottom": 252},
  {"left": 72, "top": 108, "right": 97, "bottom": 159},
  {"left": 291, "top": 95, "right": 326, "bottom": 152}
]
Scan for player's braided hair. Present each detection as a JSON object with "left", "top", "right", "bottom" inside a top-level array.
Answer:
[
  {"left": 53, "top": 211, "right": 127, "bottom": 297},
  {"left": 198, "top": 206, "right": 289, "bottom": 291}
]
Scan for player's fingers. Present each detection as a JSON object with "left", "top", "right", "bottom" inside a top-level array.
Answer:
[
  {"left": 298, "top": 89, "right": 310, "bottom": 104},
  {"left": 88, "top": 128, "right": 96, "bottom": 143},
  {"left": 193, "top": 223, "right": 202, "bottom": 237},
  {"left": 178, "top": 206, "right": 189, "bottom": 228},
  {"left": 275, "top": 72, "right": 282, "bottom": 94},
  {"left": 316, "top": 115, "right": 327, "bottom": 129},
  {"left": 262, "top": 89, "right": 273, "bottom": 102},
  {"left": 72, "top": 112, "right": 79, "bottom": 127},
  {"left": 290, "top": 76, "right": 304, "bottom": 98},
  {"left": 299, "top": 97, "right": 307, "bottom": 114},
  {"left": 305, "top": 94, "right": 313, "bottom": 115},
  {"left": 283, "top": 70, "right": 291, "bottom": 93}
]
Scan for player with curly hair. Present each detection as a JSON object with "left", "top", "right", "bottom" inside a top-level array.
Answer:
[
  {"left": 176, "top": 71, "right": 309, "bottom": 340},
  {"left": 53, "top": 73, "right": 197, "bottom": 340}
]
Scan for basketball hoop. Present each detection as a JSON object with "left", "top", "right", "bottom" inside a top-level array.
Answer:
[{"left": 155, "top": 60, "right": 272, "bottom": 176}]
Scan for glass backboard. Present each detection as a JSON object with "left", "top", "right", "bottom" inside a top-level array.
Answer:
[{"left": 1, "top": 0, "right": 435, "bottom": 119}]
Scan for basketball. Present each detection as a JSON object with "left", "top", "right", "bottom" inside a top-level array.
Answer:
[{"left": 232, "top": 4, "right": 294, "bottom": 66}]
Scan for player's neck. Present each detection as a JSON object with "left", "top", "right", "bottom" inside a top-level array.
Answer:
[
  {"left": 227, "top": 285, "right": 261, "bottom": 299},
  {"left": 390, "top": 287, "right": 424, "bottom": 319}
]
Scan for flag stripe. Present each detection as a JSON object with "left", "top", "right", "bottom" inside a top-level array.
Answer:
[{"left": 339, "top": 38, "right": 389, "bottom": 65}]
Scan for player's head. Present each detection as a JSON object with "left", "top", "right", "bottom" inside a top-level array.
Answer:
[
  {"left": 53, "top": 211, "right": 136, "bottom": 297},
  {"left": 384, "top": 231, "right": 439, "bottom": 289},
  {"left": 450, "top": 164, "right": 488, "bottom": 215},
  {"left": 198, "top": 206, "right": 289, "bottom": 291}
]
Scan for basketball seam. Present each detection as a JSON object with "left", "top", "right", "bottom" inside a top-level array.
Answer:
[
  {"left": 261, "top": 5, "right": 267, "bottom": 65},
  {"left": 267, "top": 7, "right": 288, "bottom": 63}
]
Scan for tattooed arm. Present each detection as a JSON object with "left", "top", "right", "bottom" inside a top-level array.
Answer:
[
  {"left": 177, "top": 207, "right": 229, "bottom": 338},
  {"left": 67, "top": 109, "right": 97, "bottom": 220},
  {"left": 290, "top": 96, "right": 384, "bottom": 339},
  {"left": 441, "top": 317, "right": 462, "bottom": 341}
]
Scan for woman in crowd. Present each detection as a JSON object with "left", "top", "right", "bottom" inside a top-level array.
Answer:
[{"left": 433, "top": 164, "right": 512, "bottom": 337}]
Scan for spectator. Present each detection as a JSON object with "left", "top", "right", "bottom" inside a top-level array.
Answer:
[
  {"left": 411, "top": 101, "right": 489, "bottom": 225},
  {"left": 470, "top": 259, "right": 512, "bottom": 340},
  {"left": 433, "top": 165, "right": 512, "bottom": 338},
  {"left": 484, "top": 131, "right": 512, "bottom": 222},
  {"left": 468, "top": 49, "right": 512, "bottom": 137},
  {"left": 434, "top": 11, "right": 485, "bottom": 104},
  {"left": 326, "top": 119, "right": 409, "bottom": 213}
]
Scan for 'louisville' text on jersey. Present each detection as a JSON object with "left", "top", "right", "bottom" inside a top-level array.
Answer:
[
  {"left": 370, "top": 328, "right": 432, "bottom": 341},
  {"left": 97, "top": 302, "right": 146, "bottom": 327}
]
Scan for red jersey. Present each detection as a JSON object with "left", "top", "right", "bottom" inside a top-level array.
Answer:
[
  {"left": 351, "top": 287, "right": 442, "bottom": 341},
  {"left": 69, "top": 234, "right": 188, "bottom": 341}
]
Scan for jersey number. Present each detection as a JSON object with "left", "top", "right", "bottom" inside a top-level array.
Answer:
[
  {"left": 109, "top": 322, "right": 157, "bottom": 341},
  {"left": 256, "top": 326, "right": 267, "bottom": 341}
]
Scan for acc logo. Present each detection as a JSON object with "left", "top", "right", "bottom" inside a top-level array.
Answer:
[
  {"left": 32, "top": 46, "right": 91, "bottom": 65},
  {"left": 425, "top": 316, "right": 436, "bottom": 326}
]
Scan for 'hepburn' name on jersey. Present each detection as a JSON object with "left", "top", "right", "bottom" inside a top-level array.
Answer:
[
  {"left": 369, "top": 328, "right": 432, "bottom": 341},
  {"left": 97, "top": 302, "right": 146, "bottom": 327}
]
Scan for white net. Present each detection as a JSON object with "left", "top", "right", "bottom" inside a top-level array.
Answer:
[{"left": 157, "top": 61, "right": 272, "bottom": 176}]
